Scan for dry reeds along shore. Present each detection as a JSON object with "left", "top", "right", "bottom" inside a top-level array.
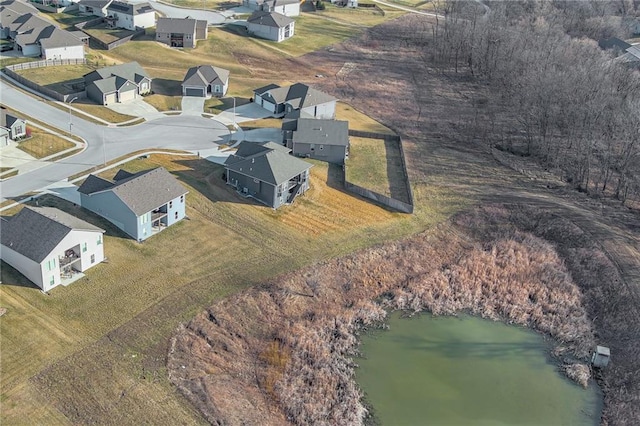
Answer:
[{"left": 168, "top": 205, "right": 632, "bottom": 426}]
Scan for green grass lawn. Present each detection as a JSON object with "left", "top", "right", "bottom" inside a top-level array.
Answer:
[
  {"left": 15, "top": 64, "right": 96, "bottom": 95},
  {"left": 0, "top": 152, "right": 448, "bottom": 425},
  {"left": 16, "top": 128, "right": 76, "bottom": 159},
  {"left": 345, "top": 136, "right": 410, "bottom": 203}
]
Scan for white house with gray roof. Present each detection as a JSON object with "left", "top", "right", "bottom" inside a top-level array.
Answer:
[
  {"left": 243, "top": 0, "right": 300, "bottom": 17},
  {"left": 1, "top": 106, "right": 27, "bottom": 143},
  {"left": 182, "top": 64, "right": 229, "bottom": 97},
  {"left": 78, "top": 167, "right": 188, "bottom": 241},
  {"left": 0, "top": 207, "right": 105, "bottom": 291},
  {"left": 253, "top": 82, "right": 337, "bottom": 119},
  {"left": 0, "top": 5, "right": 84, "bottom": 58},
  {"left": 247, "top": 11, "right": 294, "bottom": 42},
  {"left": 224, "top": 141, "right": 311, "bottom": 209},
  {"left": 78, "top": 0, "right": 113, "bottom": 17},
  {"left": 105, "top": 1, "right": 154, "bottom": 31},
  {"left": 84, "top": 62, "right": 152, "bottom": 105}
]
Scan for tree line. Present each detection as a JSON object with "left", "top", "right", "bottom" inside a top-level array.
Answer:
[{"left": 428, "top": 0, "right": 640, "bottom": 205}]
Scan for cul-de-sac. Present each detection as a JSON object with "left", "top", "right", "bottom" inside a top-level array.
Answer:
[{"left": 1, "top": 0, "right": 639, "bottom": 424}]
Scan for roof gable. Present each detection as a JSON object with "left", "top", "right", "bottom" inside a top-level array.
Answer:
[
  {"left": 80, "top": 167, "right": 188, "bottom": 216},
  {"left": 247, "top": 11, "right": 293, "bottom": 28},
  {"left": 0, "top": 207, "right": 104, "bottom": 263},
  {"left": 182, "top": 65, "right": 230, "bottom": 87},
  {"left": 225, "top": 141, "right": 311, "bottom": 185},
  {"left": 293, "top": 118, "right": 349, "bottom": 146}
]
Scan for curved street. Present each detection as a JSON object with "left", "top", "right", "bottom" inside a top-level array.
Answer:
[{"left": 0, "top": 79, "right": 230, "bottom": 200}]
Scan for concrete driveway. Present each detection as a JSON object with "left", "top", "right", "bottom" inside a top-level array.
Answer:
[
  {"left": 107, "top": 99, "right": 164, "bottom": 120},
  {"left": 181, "top": 96, "right": 205, "bottom": 115},
  {"left": 215, "top": 103, "right": 272, "bottom": 125}
]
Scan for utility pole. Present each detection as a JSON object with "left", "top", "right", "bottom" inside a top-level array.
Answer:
[{"left": 68, "top": 96, "right": 78, "bottom": 133}]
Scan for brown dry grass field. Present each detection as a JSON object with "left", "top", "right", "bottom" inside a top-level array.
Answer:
[
  {"left": 17, "top": 128, "right": 76, "bottom": 159},
  {"left": 2, "top": 10, "right": 639, "bottom": 426}
]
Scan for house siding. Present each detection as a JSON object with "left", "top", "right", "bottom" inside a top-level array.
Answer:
[
  {"left": 293, "top": 143, "right": 347, "bottom": 164},
  {"left": 43, "top": 44, "right": 85, "bottom": 60},
  {"left": 19, "top": 44, "right": 41, "bottom": 57},
  {"left": 0, "top": 229, "right": 104, "bottom": 291},
  {"left": 227, "top": 170, "right": 276, "bottom": 208},
  {"left": 80, "top": 191, "right": 137, "bottom": 238},
  {"left": 248, "top": 22, "right": 293, "bottom": 43},
  {"left": 0, "top": 246, "right": 44, "bottom": 289},
  {"left": 299, "top": 100, "right": 336, "bottom": 119}
]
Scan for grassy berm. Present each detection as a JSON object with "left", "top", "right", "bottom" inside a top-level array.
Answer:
[{"left": 167, "top": 205, "right": 598, "bottom": 426}]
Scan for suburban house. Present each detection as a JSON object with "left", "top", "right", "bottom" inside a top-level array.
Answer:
[
  {"left": 78, "top": 167, "right": 188, "bottom": 241},
  {"left": 224, "top": 141, "right": 312, "bottom": 209},
  {"left": 247, "top": 11, "right": 294, "bottom": 43},
  {"left": 181, "top": 64, "right": 229, "bottom": 97},
  {"left": 242, "top": 0, "right": 300, "bottom": 17},
  {"left": 0, "top": 207, "right": 105, "bottom": 291},
  {"left": 155, "top": 17, "right": 207, "bottom": 48},
  {"left": 84, "top": 62, "right": 152, "bottom": 105},
  {"left": 0, "top": 5, "right": 84, "bottom": 58},
  {"left": 77, "top": 0, "right": 113, "bottom": 17},
  {"left": 253, "top": 82, "right": 337, "bottom": 119},
  {"left": 105, "top": 1, "right": 155, "bottom": 31},
  {"left": 598, "top": 37, "right": 631, "bottom": 54},
  {"left": 0, "top": 106, "right": 27, "bottom": 142},
  {"left": 284, "top": 118, "right": 349, "bottom": 164}
]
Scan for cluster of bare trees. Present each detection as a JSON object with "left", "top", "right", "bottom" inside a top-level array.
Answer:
[{"left": 429, "top": 0, "right": 640, "bottom": 204}]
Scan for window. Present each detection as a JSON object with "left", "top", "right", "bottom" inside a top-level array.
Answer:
[
  {"left": 141, "top": 214, "right": 148, "bottom": 225},
  {"left": 180, "top": 195, "right": 184, "bottom": 203},
  {"left": 50, "top": 276, "right": 55, "bottom": 285},
  {"left": 82, "top": 242, "right": 87, "bottom": 253},
  {"left": 46, "top": 259, "right": 54, "bottom": 271},
  {"left": 97, "top": 235, "right": 102, "bottom": 245},
  {"left": 319, "top": 145, "right": 324, "bottom": 150},
  {"left": 169, "top": 201, "right": 173, "bottom": 209},
  {"left": 214, "top": 85, "right": 220, "bottom": 93},
  {"left": 174, "top": 211, "right": 178, "bottom": 220},
  {"left": 91, "top": 254, "right": 95, "bottom": 264}
]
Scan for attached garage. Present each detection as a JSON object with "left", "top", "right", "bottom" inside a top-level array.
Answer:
[
  {"left": 118, "top": 89, "right": 137, "bottom": 103},
  {"left": 184, "top": 87, "right": 206, "bottom": 97},
  {"left": 104, "top": 92, "right": 117, "bottom": 106}
]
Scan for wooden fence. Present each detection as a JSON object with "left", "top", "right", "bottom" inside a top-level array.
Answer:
[
  {"left": 343, "top": 129, "right": 414, "bottom": 213},
  {"left": 3, "top": 59, "right": 87, "bottom": 102}
]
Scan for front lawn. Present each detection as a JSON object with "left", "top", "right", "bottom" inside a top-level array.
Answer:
[{"left": 17, "top": 128, "right": 76, "bottom": 159}]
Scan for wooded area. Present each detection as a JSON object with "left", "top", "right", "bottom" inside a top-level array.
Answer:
[{"left": 427, "top": 0, "right": 640, "bottom": 205}]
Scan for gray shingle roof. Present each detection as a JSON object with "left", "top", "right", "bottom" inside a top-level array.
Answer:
[
  {"left": 77, "top": 174, "right": 114, "bottom": 194},
  {"left": 0, "top": 0, "right": 38, "bottom": 14},
  {"left": 80, "top": 167, "right": 188, "bottom": 216},
  {"left": 258, "top": 83, "right": 336, "bottom": 109},
  {"left": 225, "top": 141, "right": 311, "bottom": 186},
  {"left": 182, "top": 65, "right": 229, "bottom": 88},
  {"left": 88, "top": 62, "right": 150, "bottom": 84},
  {"left": 77, "top": 0, "right": 112, "bottom": 8},
  {"left": 247, "top": 11, "right": 293, "bottom": 28},
  {"left": 39, "top": 27, "right": 84, "bottom": 49},
  {"left": 156, "top": 17, "right": 198, "bottom": 34},
  {"left": 1, "top": 207, "right": 104, "bottom": 263},
  {"left": 293, "top": 118, "right": 349, "bottom": 146}
]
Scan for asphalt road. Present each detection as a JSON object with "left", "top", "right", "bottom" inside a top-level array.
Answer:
[{"left": 0, "top": 80, "right": 229, "bottom": 200}]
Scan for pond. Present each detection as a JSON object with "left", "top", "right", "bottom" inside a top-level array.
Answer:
[{"left": 356, "top": 313, "right": 602, "bottom": 426}]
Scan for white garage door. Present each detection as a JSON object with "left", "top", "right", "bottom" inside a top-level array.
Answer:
[
  {"left": 119, "top": 90, "right": 137, "bottom": 103},
  {"left": 104, "top": 93, "right": 117, "bottom": 105}
]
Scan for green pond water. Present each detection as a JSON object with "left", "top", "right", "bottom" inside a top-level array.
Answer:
[{"left": 356, "top": 313, "right": 602, "bottom": 426}]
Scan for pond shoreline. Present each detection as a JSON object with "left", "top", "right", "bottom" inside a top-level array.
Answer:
[{"left": 168, "top": 205, "right": 611, "bottom": 425}]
